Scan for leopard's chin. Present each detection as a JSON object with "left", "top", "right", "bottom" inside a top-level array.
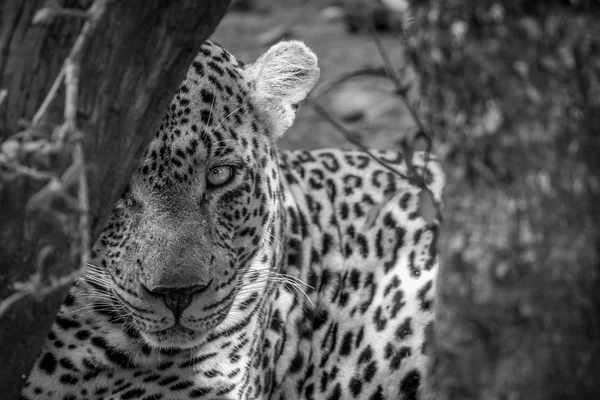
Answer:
[
  {"left": 141, "top": 324, "right": 209, "bottom": 349},
  {"left": 136, "top": 302, "right": 232, "bottom": 349}
]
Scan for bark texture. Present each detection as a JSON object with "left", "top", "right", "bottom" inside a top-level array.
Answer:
[{"left": 0, "top": 1, "right": 230, "bottom": 397}]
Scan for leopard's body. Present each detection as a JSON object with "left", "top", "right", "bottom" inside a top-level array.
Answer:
[{"left": 21, "top": 40, "right": 443, "bottom": 400}]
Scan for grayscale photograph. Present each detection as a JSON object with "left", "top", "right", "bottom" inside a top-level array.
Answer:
[{"left": 0, "top": 0, "right": 598, "bottom": 399}]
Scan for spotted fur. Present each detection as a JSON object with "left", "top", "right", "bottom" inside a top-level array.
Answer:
[{"left": 21, "top": 40, "right": 444, "bottom": 400}]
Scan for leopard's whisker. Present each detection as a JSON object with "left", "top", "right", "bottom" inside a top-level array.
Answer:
[{"left": 211, "top": 104, "right": 246, "bottom": 134}]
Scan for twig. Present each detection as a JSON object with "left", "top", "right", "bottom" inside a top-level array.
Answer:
[
  {"left": 60, "top": 0, "right": 108, "bottom": 265},
  {"left": 255, "top": 1, "right": 313, "bottom": 46},
  {"left": 32, "top": 3, "right": 90, "bottom": 26},
  {"left": 64, "top": 61, "right": 90, "bottom": 266},
  {"left": 31, "top": 0, "right": 110, "bottom": 127},
  {"left": 308, "top": 99, "right": 409, "bottom": 180},
  {"left": 471, "top": 158, "right": 498, "bottom": 188},
  {"left": 365, "top": 4, "right": 433, "bottom": 176},
  {"left": 0, "top": 0, "right": 110, "bottom": 320},
  {"left": 61, "top": 0, "right": 110, "bottom": 268},
  {"left": 54, "top": 8, "right": 90, "bottom": 19},
  {"left": 26, "top": 177, "right": 79, "bottom": 213},
  {"left": 31, "top": 68, "right": 65, "bottom": 126},
  {"left": 0, "top": 88, "right": 7, "bottom": 108},
  {"left": 307, "top": 14, "right": 434, "bottom": 191},
  {"left": 0, "top": 267, "right": 85, "bottom": 318},
  {"left": 73, "top": 140, "right": 89, "bottom": 266},
  {"left": 365, "top": 19, "right": 436, "bottom": 191},
  {"left": 27, "top": 0, "right": 108, "bottom": 269},
  {"left": 311, "top": 67, "right": 389, "bottom": 99},
  {"left": 64, "top": 63, "right": 79, "bottom": 130},
  {"left": 361, "top": 98, "right": 400, "bottom": 122},
  {"left": 370, "top": 28, "right": 401, "bottom": 83},
  {"left": 369, "top": 29, "right": 429, "bottom": 141},
  {"left": 0, "top": 158, "right": 55, "bottom": 181},
  {"left": 308, "top": 69, "right": 429, "bottom": 188},
  {"left": 67, "top": 0, "right": 109, "bottom": 65}
]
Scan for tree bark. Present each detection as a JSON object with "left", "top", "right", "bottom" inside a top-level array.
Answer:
[{"left": 0, "top": 0, "right": 230, "bottom": 398}]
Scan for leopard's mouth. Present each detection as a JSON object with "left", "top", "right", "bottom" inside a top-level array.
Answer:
[{"left": 141, "top": 309, "right": 230, "bottom": 349}]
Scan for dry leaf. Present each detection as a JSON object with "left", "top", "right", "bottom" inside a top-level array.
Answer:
[
  {"left": 1, "top": 140, "right": 21, "bottom": 160},
  {"left": 32, "top": 6, "right": 58, "bottom": 25},
  {"left": 362, "top": 200, "right": 388, "bottom": 231},
  {"left": 418, "top": 188, "right": 437, "bottom": 223},
  {"left": 381, "top": 0, "right": 410, "bottom": 13}
]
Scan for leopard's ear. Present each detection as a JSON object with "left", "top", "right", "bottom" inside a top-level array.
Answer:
[{"left": 247, "top": 41, "right": 320, "bottom": 137}]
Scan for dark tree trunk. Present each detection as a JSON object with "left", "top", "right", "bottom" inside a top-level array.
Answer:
[{"left": 0, "top": 1, "right": 230, "bottom": 398}]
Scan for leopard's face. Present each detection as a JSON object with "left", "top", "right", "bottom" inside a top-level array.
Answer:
[{"left": 89, "top": 40, "right": 319, "bottom": 349}]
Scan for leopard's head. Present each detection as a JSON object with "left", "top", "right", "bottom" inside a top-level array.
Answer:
[{"left": 89, "top": 40, "right": 319, "bottom": 349}]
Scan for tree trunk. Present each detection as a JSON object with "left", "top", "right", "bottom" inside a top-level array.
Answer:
[{"left": 0, "top": 1, "right": 230, "bottom": 398}]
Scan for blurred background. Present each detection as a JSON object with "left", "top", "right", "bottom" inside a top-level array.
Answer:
[{"left": 216, "top": 0, "right": 600, "bottom": 398}]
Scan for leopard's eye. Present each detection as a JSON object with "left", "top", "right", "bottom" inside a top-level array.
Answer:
[{"left": 207, "top": 165, "right": 233, "bottom": 187}]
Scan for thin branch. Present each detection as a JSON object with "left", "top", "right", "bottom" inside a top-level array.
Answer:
[
  {"left": 308, "top": 68, "right": 430, "bottom": 189},
  {"left": 26, "top": 177, "right": 79, "bottom": 212},
  {"left": 64, "top": 62, "right": 79, "bottom": 130},
  {"left": 308, "top": 98, "right": 409, "bottom": 180},
  {"left": 0, "top": 158, "right": 55, "bottom": 181},
  {"left": 311, "top": 67, "right": 389, "bottom": 99},
  {"left": 74, "top": 140, "right": 90, "bottom": 266},
  {"left": 364, "top": 20, "right": 436, "bottom": 192},
  {"left": 64, "top": 61, "right": 90, "bottom": 265},
  {"left": 31, "top": 0, "right": 110, "bottom": 127},
  {"left": 0, "top": 88, "right": 7, "bottom": 108},
  {"left": 54, "top": 8, "right": 90, "bottom": 19},
  {"left": 61, "top": 0, "right": 109, "bottom": 265},
  {"left": 370, "top": 29, "right": 429, "bottom": 140},
  {"left": 471, "top": 157, "right": 499, "bottom": 188},
  {"left": 306, "top": 13, "right": 434, "bottom": 192},
  {"left": 67, "top": 0, "right": 110, "bottom": 65},
  {"left": 370, "top": 28, "right": 401, "bottom": 83},
  {"left": 31, "top": 68, "right": 65, "bottom": 126},
  {"left": 0, "top": 267, "right": 85, "bottom": 318},
  {"left": 62, "top": 0, "right": 107, "bottom": 268},
  {"left": 255, "top": 1, "right": 313, "bottom": 46},
  {"left": 25, "top": 0, "right": 109, "bottom": 273}
]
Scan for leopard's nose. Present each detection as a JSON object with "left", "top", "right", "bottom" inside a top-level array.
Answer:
[{"left": 145, "top": 282, "right": 211, "bottom": 315}]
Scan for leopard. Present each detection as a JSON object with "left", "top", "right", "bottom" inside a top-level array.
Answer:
[{"left": 20, "top": 39, "right": 444, "bottom": 400}]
